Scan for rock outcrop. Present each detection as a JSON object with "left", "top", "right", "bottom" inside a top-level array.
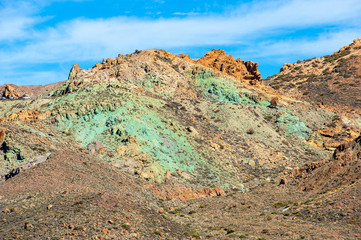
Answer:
[
  {"left": 197, "top": 49, "right": 262, "bottom": 84},
  {"left": 0, "top": 110, "right": 49, "bottom": 122},
  {"left": 336, "top": 38, "right": 361, "bottom": 54},
  {"left": 0, "top": 84, "right": 26, "bottom": 99},
  {"left": 280, "top": 63, "right": 296, "bottom": 72}
]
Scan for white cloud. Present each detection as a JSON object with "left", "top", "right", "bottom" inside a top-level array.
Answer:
[
  {"left": 1, "top": 0, "right": 361, "bottom": 84},
  {"left": 172, "top": 12, "right": 201, "bottom": 16},
  {"left": 241, "top": 29, "right": 361, "bottom": 60},
  {"left": 0, "top": 2, "right": 39, "bottom": 41}
]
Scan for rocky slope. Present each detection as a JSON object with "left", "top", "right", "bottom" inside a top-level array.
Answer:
[
  {"left": 292, "top": 133, "right": 361, "bottom": 194},
  {"left": 2, "top": 49, "right": 348, "bottom": 186},
  {"left": 275, "top": 133, "right": 361, "bottom": 225},
  {"left": 0, "top": 46, "right": 361, "bottom": 239},
  {"left": 265, "top": 39, "right": 361, "bottom": 114}
]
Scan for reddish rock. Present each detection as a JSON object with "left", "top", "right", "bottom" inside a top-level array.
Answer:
[
  {"left": 197, "top": 49, "right": 261, "bottom": 83},
  {"left": 318, "top": 128, "right": 335, "bottom": 137},
  {"left": 213, "top": 186, "right": 226, "bottom": 196},
  {"left": 270, "top": 97, "right": 279, "bottom": 108}
]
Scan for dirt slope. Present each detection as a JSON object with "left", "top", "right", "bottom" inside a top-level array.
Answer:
[{"left": 0, "top": 150, "right": 191, "bottom": 239}]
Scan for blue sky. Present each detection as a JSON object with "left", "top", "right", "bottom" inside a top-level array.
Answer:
[{"left": 1, "top": 0, "right": 361, "bottom": 85}]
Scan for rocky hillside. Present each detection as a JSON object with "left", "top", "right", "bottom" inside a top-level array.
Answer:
[
  {"left": 265, "top": 39, "right": 361, "bottom": 114},
  {"left": 2, "top": 48, "right": 354, "bottom": 186},
  {"left": 278, "top": 133, "right": 361, "bottom": 225},
  {"left": 1, "top": 47, "right": 361, "bottom": 239}
]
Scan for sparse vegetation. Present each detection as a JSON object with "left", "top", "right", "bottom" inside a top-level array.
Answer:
[{"left": 323, "top": 50, "right": 351, "bottom": 63}]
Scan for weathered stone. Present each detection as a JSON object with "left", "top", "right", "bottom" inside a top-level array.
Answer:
[
  {"left": 280, "top": 63, "right": 296, "bottom": 72},
  {"left": 197, "top": 49, "right": 261, "bottom": 83}
]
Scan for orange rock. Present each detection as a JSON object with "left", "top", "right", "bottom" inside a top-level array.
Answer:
[
  {"left": 318, "top": 128, "right": 335, "bottom": 137},
  {"left": 324, "top": 139, "right": 343, "bottom": 149},
  {"left": 102, "top": 229, "right": 111, "bottom": 235},
  {"left": 213, "top": 186, "right": 226, "bottom": 196},
  {"left": 0, "top": 110, "right": 50, "bottom": 122},
  {"left": 197, "top": 49, "right": 261, "bottom": 83},
  {"left": 2, "top": 84, "right": 25, "bottom": 99},
  {"left": 165, "top": 170, "right": 172, "bottom": 179}
]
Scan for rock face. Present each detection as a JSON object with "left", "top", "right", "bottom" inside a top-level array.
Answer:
[{"left": 197, "top": 49, "right": 262, "bottom": 84}]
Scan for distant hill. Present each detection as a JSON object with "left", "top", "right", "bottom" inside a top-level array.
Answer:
[
  {"left": 265, "top": 39, "right": 361, "bottom": 114},
  {"left": 0, "top": 81, "right": 65, "bottom": 99}
]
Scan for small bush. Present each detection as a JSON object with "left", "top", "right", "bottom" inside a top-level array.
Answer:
[
  {"left": 265, "top": 115, "right": 273, "bottom": 121},
  {"left": 324, "top": 50, "right": 351, "bottom": 63},
  {"left": 273, "top": 201, "right": 291, "bottom": 208},
  {"left": 226, "top": 229, "right": 236, "bottom": 234},
  {"left": 191, "top": 230, "right": 201, "bottom": 238},
  {"left": 121, "top": 223, "right": 130, "bottom": 230},
  {"left": 349, "top": 82, "right": 357, "bottom": 87}
]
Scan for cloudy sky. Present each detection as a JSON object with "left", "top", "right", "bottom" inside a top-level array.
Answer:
[{"left": 1, "top": 0, "right": 361, "bottom": 85}]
